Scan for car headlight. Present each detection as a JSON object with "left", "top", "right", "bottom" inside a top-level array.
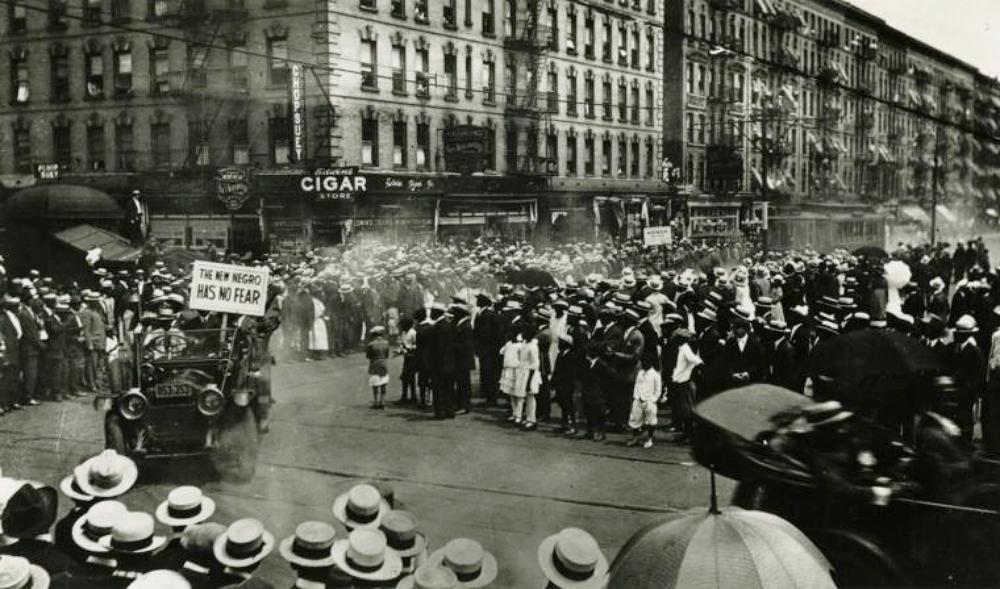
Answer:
[
  {"left": 119, "top": 390, "right": 149, "bottom": 421},
  {"left": 197, "top": 385, "right": 225, "bottom": 417}
]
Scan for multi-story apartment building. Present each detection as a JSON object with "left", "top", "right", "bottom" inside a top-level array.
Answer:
[
  {"left": 0, "top": 0, "right": 666, "bottom": 255},
  {"left": 664, "top": 0, "right": 1000, "bottom": 250}
]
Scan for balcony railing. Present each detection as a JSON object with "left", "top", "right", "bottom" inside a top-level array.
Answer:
[{"left": 505, "top": 21, "right": 552, "bottom": 50}]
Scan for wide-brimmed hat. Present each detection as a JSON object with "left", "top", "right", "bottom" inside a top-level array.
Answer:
[
  {"left": 71, "top": 500, "right": 128, "bottom": 554},
  {"left": 213, "top": 518, "right": 275, "bottom": 568},
  {"left": 333, "top": 484, "right": 391, "bottom": 531},
  {"left": 155, "top": 486, "right": 216, "bottom": 528},
  {"left": 0, "top": 555, "right": 50, "bottom": 589},
  {"left": 72, "top": 450, "right": 138, "bottom": 499},
  {"left": 696, "top": 308, "right": 717, "bottom": 322},
  {"left": 279, "top": 521, "right": 338, "bottom": 568},
  {"left": 397, "top": 565, "right": 460, "bottom": 589},
  {"left": 380, "top": 511, "right": 427, "bottom": 560},
  {"left": 127, "top": 570, "right": 191, "bottom": 589},
  {"left": 368, "top": 325, "right": 387, "bottom": 336},
  {"left": 764, "top": 319, "right": 790, "bottom": 334},
  {"left": 816, "top": 319, "right": 840, "bottom": 336},
  {"left": 426, "top": 538, "right": 497, "bottom": 589},
  {"left": 537, "top": 528, "right": 608, "bottom": 589},
  {"left": 99, "top": 512, "right": 167, "bottom": 554},
  {"left": 59, "top": 474, "right": 94, "bottom": 503},
  {"left": 647, "top": 276, "right": 663, "bottom": 291},
  {"left": 731, "top": 307, "right": 753, "bottom": 325},
  {"left": 332, "top": 529, "right": 403, "bottom": 582},
  {"left": 0, "top": 479, "right": 57, "bottom": 539},
  {"left": 784, "top": 401, "right": 854, "bottom": 434},
  {"left": 954, "top": 314, "right": 979, "bottom": 334},
  {"left": 339, "top": 284, "right": 355, "bottom": 294}
]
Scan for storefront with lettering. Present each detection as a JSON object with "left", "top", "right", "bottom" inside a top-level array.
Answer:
[{"left": 686, "top": 199, "right": 745, "bottom": 246}]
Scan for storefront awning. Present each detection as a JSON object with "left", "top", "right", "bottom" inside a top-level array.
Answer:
[
  {"left": 900, "top": 206, "right": 931, "bottom": 224},
  {"left": 935, "top": 204, "right": 957, "bottom": 223},
  {"left": 52, "top": 224, "right": 141, "bottom": 262}
]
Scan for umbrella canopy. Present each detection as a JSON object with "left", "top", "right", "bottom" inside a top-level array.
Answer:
[
  {"left": 695, "top": 384, "right": 812, "bottom": 442},
  {"left": 852, "top": 245, "right": 888, "bottom": 259},
  {"left": 608, "top": 507, "right": 836, "bottom": 589},
  {"left": 808, "top": 328, "right": 940, "bottom": 406},
  {"left": 505, "top": 267, "right": 558, "bottom": 288}
]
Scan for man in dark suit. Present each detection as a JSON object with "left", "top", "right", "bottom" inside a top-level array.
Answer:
[
  {"left": 534, "top": 308, "right": 553, "bottom": 422},
  {"left": 451, "top": 303, "right": 475, "bottom": 415},
  {"left": 578, "top": 341, "right": 607, "bottom": 441},
  {"left": 429, "top": 304, "right": 456, "bottom": 419},
  {"left": 717, "top": 310, "right": 766, "bottom": 391},
  {"left": 952, "top": 315, "right": 985, "bottom": 443},
  {"left": 17, "top": 294, "right": 45, "bottom": 406},
  {"left": 0, "top": 293, "right": 23, "bottom": 413},
  {"left": 765, "top": 320, "right": 797, "bottom": 391},
  {"left": 415, "top": 307, "right": 436, "bottom": 407},
  {"left": 473, "top": 293, "right": 502, "bottom": 405},
  {"left": 552, "top": 334, "right": 579, "bottom": 435}
]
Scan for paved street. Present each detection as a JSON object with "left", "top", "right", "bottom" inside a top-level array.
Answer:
[{"left": 0, "top": 353, "right": 731, "bottom": 587}]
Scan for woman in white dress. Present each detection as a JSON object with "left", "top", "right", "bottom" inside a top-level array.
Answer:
[
  {"left": 514, "top": 325, "right": 541, "bottom": 430},
  {"left": 308, "top": 292, "right": 329, "bottom": 360}
]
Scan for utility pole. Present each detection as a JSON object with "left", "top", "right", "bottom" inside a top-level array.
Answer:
[
  {"left": 760, "top": 108, "right": 769, "bottom": 253},
  {"left": 930, "top": 122, "right": 943, "bottom": 245}
]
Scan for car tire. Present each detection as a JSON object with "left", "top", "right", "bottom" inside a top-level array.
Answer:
[
  {"left": 214, "top": 407, "right": 259, "bottom": 483},
  {"left": 105, "top": 413, "right": 127, "bottom": 454}
]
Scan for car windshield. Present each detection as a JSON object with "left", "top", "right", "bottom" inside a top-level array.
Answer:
[{"left": 139, "top": 328, "right": 238, "bottom": 361}]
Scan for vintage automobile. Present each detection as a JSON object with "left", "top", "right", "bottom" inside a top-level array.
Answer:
[
  {"left": 97, "top": 325, "right": 267, "bottom": 481},
  {"left": 693, "top": 384, "right": 1000, "bottom": 589}
]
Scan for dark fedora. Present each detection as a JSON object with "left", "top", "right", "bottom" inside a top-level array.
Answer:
[{"left": 0, "top": 480, "right": 58, "bottom": 540}]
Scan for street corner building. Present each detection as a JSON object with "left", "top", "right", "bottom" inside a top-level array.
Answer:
[{"left": 0, "top": 0, "right": 996, "bottom": 255}]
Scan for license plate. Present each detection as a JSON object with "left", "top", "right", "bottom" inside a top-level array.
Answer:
[{"left": 152, "top": 384, "right": 193, "bottom": 399}]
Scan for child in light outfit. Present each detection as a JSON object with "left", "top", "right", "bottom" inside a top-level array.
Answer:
[{"left": 628, "top": 355, "right": 662, "bottom": 448}]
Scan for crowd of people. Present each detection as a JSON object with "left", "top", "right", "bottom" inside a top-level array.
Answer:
[{"left": 0, "top": 450, "right": 611, "bottom": 588}]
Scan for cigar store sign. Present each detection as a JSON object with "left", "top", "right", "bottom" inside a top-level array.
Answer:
[{"left": 300, "top": 167, "right": 367, "bottom": 201}]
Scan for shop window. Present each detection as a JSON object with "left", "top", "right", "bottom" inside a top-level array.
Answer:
[
  {"left": 228, "top": 118, "right": 249, "bottom": 164},
  {"left": 87, "top": 123, "right": 105, "bottom": 170},
  {"left": 416, "top": 121, "right": 430, "bottom": 168},
  {"left": 362, "top": 117, "right": 379, "bottom": 166},
  {"left": 584, "top": 134, "right": 594, "bottom": 175},
  {"left": 11, "top": 49, "right": 30, "bottom": 105},
  {"left": 51, "top": 49, "right": 71, "bottom": 103},
  {"left": 392, "top": 121, "right": 407, "bottom": 167},
  {"left": 9, "top": 3, "right": 27, "bottom": 34},
  {"left": 601, "top": 137, "right": 611, "bottom": 176},
  {"left": 267, "top": 36, "right": 289, "bottom": 86},
  {"left": 13, "top": 121, "right": 31, "bottom": 173},
  {"left": 116, "top": 121, "right": 136, "bottom": 170},
  {"left": 151, "top": 122, "right": 171, "bottom": 168},
  {"left": 83, "top": 0, "right": 102, "bottom": 27},
  {"left": 270, "top": 113, "right": 290, "bottom": 165},
  {"left": 566, "top": 133, "right": 577, "bottom": 176},
  {"left": 482, "top": 0, "right": 494, "bottom": 35},
  {"left": 151, "top": 46, "right": 170, "bottom": 94}
]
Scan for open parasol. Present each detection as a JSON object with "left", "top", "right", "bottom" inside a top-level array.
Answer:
[
  {"left": 504, "top": 267, "right": 559, "bottom": 288},
  {"left": 852, "top": 245, "right": 888, "bottom": 259}
]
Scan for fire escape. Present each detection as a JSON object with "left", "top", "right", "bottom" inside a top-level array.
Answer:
[
  {"left": 504, "top": 0, "right": 553, "bottom": 176},
  {"left": 706, "top": 0, "right": 745, "bottom": 195},
  {"left": 813, "top": 26, "right": 845, "bottom": 199},
  {"left": 853, "top": 36, "right": 880, "bottom": 200},
  {"left": 885, "top": 54, "right": 907, "bottom": 199}
]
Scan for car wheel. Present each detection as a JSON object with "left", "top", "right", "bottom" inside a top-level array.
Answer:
[
  {"left": 214, "top": 408, "right": 259, "bottom": 483},
  {"left": 105, "top": 413, "right": 127, "bottom": 454}
]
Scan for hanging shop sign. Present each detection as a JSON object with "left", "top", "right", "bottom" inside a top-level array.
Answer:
[
  {"left": 643, "top": 226, "right": 673, "bottom": 247},
  {"left": 216, "top": 167, "right": 252, "bottom": 211},
  {"left": 300, "top": 167, "right": 367, "bottom": 201},
  {"left": 289, "top": 63, "right": 306, "bottom": 164}
]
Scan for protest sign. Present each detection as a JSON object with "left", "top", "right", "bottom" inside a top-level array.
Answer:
[
  {"left": 189, "top": 261, "right": 270, "bottom": 317},
  {"left": 643, "top": 226, "right": 673, "bottom": 247}
]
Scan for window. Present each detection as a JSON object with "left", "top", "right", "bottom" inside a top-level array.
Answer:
[
  {"left": 566, "top": 133, "right": 577, "bottom": 175},
  {"left": 392, "top": 121, "right": 407, "bottom": 167},
  {"left": 151, "top": 122, "right": 171, "bottom": 168},
  {"left": 645, "top": 138, "right": 654, "bottom": 177},
  {"left": 602, "top": 78, "right": 612, "bottom": 119},
  {"left": 391, "top": 44, "right": 406, "bottom": 94},
  {"left": 87, "top": 123, "right": 105, "bottom": 170},
  {"left": 686, "top": 112, "right": 694, "bottom": 143},
  {"left": 631, "top": 82, "right": 640, "bottom": 123},
  {"left": 361, "top": 39, "right": 377, "bottom": 90},
  {"left": 584, "top": 74, "right": 595, "bottom": 117},
  {"left": 151, "top": 47, "right": 170, "bottom": 93},
  {"left": 85, "top": 48, "right": 104, "bottom": 99},
  {"left": 618, "top": 78, "right": 627, "bottom": 121},
  {"left": 545, "top": 130, "right": 558, "bottom": 175},
  {"left": 485, "top": 125, "right": 496, "bottom": 170},
  {"left": 150, "top": 0, "right": 170, "bottom": 18},
  {"left": 546, "top": 68, "right": 558, "bottom": 112},
  {"left": 188, "top": 120, "right": 210, "bottom": 166},
  {"left": 482, "top": 0, "right": 494, "bottom": 35},
  {"left": 416, "top": 121, "right": 430, "bottom": 168},
  {"left": 228, "top": 118, "right": 249, "bottom": 164},
  {"left": 267, "top": 37, "right": 289, "bottom": 86},
  {"left": 229, "top": 43, "right": 248, "bottom": 88},
  {"left": 51, "top": 51, "right": 71, "bottom": 103},
  {"left": 630, "top": 137, "right": 639, "bottom": 177},
  {"left": 505, "top": 123, "right": 518, "bottom": 171},
  {"left": 114, "top": 46, "right": 132, "bottom": 96},
  {"left": 188, "top": 45, "right": 208, "bottom": 88},
  {"left": 646, "top": 28, "right": 655, "bottom": 71},
  {"left": 49, "top": 0, "right": 68, "bottom": 29},
  {"left": 53, "top": 125, "right": 71, "bottom": 168},
  {"left": 415, "top": 45, "right": 430, "bottom": 97},
  {"left": 503, "top": 0, "right": 513, "bottom": 37},
  {"left": 482, "top": 54, "right": 496, "bottom": 102},
  {"left": 13, "top": 122, "right": 31, "bottom": 173},
  {"left": 359, "top": 0, "right": 375, "bottom": 10},
  {"left": 618, "top": 22, "right": 628, "bottom": 66},
  {"left": 465, "top": 52, "right": 473, "bottom": 99},
  {"left": 566, "top": 9, "right": 577, "bottom": 53},
  {"left": 444, "top": 51, "right": 457, "bottom": 99},
  {"left": 414, "top": 0, "right": 428, "bottom": 22},
  {"left": 391, "top": 0, "right": 403, "bottom": 17},
  {"left": 361, "top": 117, "right": 378, "bottom": 166},
  {"left": 686, "top": 62, "right": 694, "bottom": 94},
  {"left": 645, "top": 85, "right": 655, "bottom": 126},
  {"left": 601, "top": 136, "right": 611, "bottom": 176},
  {"left": 584, "top": 14, "right": 595, "bottom": 58},
  {"left": 270, "top": 113, "right": 290, "bottom": 164},
  {"left": 116, "top": 121, "right": 135, "bottom": 170},
  {"left": 443, "top": 0, "right": 456, "bottom": 27},
  {"left": 9, "top": 3, "right": 27, "bottom": 34},
  {"left": 697, "top": 64, "right": 705, "bottom": 94},
  {"left": 617, "top": 136, "right": 626, "bottom": 175},
  {"left": 602, "top": 18, "right": 612, "bottom": 61},
  {"left": 110, "top": 0, "right": 128, "bottom": 20},
  {"left": 505, "top": 60, "right": 516, "bottom": 102},
  {"left": 566, "top": 69, "right": 577, "bottom": 115},
  {"left": 83, "top": 0, "right": 102, "bottom": 26},
  {"left": 546, "top": 4, "right": 558, "bottom": 50},
  {"left": 631, "top": 27, "right": 640, "bottom": 68},
  {"left": 584, "top": 134, "right": 594, "bottom": 174},
  {"left": 11, "top": 52, "right": 30, "bottom": 105},
  {"left": 697, "top": 114, "right": 705, "bottom": 143}
]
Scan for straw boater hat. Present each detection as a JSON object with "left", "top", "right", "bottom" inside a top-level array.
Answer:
[
  {"left": 0, "top": 555, "right": 50, "bottom": 589},
  {"left": 537, "top": 528, "right": 608, "bottom": 589},
  {"left": 127, "top": 570, "right": 191, "bottom": 589},
  {"left": 397, "top": 565, "right": 460, "bottom": 589},
  {"left": 279, "top": 521, "right": 338, "bottom": 568},
  {"left": 99, "top": 511, "right": 167, "bottom": 555},
  {"left": 333, "top": 484, "right": 391, "bottom": 531},
  {"left": 155, "top": 486, "right": 216, "bottom": 528},
  {"left": 72, "top": 450, "right": 138, "bottom": 499},
  {"left": 954, "top": 314, "right": 979, "bottom": 334},
  {"left": 381, "top": 511, "right": 427, "bottom": 573},
  {"left": 331, "top": 529, "right": 403, "bottom": 582},
  {"left": 213, "top": 518, "right": 275, "bottom": 569},
  {"left": 71, "top": 500, "right": 128, "bottom": 554},
  {"left": 426, "top": 538, "right": 497, "bottom": 589},
  {"left": 59, "top": 474, "right": 94, "bottom": 503}
]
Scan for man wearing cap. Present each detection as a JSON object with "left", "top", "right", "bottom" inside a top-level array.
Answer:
[
  {"left": 451, "top": 304, "right": 475, "bottom": 415},
  {"left": 473, "top": 294, "right": 503, "bottom": 406}
]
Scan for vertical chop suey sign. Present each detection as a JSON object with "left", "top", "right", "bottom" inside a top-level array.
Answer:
[
  {"left": 289, "top": 63, "right": 306, "bottom": 163},
  {"left": 189, "top": 261, "right": 270, "bottom": 317}
]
